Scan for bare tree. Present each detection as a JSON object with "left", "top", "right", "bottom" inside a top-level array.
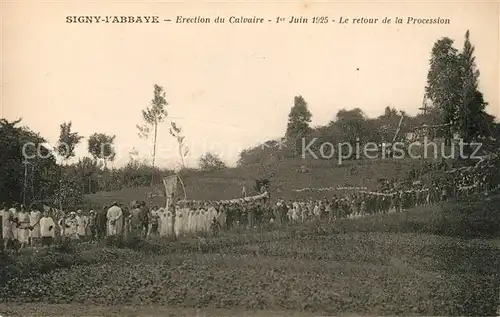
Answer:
[
  {"left": 169, "top": 121, "right": 189, "bottom": 169},
  {"left": 137, "top": 84, "right": 168, "bottom": 168}
]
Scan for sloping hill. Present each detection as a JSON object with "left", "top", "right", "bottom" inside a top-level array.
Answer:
[{"left": 85, "top": 157, "right": 432, "bottom": 207}]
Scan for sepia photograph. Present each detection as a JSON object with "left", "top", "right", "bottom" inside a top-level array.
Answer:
[{"left": 1, "top": 1, "right": 499, "bottom": 316}]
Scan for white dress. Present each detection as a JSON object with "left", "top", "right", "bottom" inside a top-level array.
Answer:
[
  {"left": 186, "top": 210, "right": 194, "bottom": 234},
  {"left": 174, "top": 208, "right": 183, "bottom": 237},
  {"left": 158, "top": 208, "right": 167, "bottom": 236},
  {"left": 204, "top": 209, "right": 211, "bottom": 233},
  {"left": 29, "top": 210, "right": 42, "bottom": 238},
  {"left": 17, "top": 211, "right": 30, "bottom": 243},
  {"left": 165, "top": 210, "right": 173, "bottom": 237},
  {"left": 181, "top": 208, "right": 188, "bottom": 234},
  {"left": 194, "top": 210, "right": 201, "bottom": 233},
  {"left": 76, "top": 215, "right": 86, "bottom": 236},
  {"left": 106, "top": 206, "right": 123, "bottom": 236}
]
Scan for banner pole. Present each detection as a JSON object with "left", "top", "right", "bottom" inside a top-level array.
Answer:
[{"left": 176, "top": 174, "right": 187, "bottom": 201}]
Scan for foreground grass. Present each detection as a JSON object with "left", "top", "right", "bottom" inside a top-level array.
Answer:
[{"left": 1, "top": 195, "right": 499, "bottom": 316}]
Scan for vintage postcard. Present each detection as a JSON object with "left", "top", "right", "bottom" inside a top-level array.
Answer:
[{"left": 1, "top": 1, "right": 499, "bottom": 316}]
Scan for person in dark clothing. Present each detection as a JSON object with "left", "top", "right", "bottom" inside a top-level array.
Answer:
[
  {"left": 139, "top": 201, "right": 149, "bottom": 238},
  {"left": 96, "top": 205, "right": 108, "bottom": 239}
]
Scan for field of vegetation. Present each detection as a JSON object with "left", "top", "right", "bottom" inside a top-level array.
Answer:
[
  {"left": 84, "top": 157, "right": 435, "bottom": 207},
  {"left": 2, "top": 192, "right": 499, "bottom": 316}
]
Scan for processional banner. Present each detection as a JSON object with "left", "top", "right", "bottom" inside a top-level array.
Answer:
[{"left": 163, "top": 175, "right": 178, "bottom": 199}]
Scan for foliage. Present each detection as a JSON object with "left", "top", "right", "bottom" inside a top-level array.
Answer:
[
  {"left": 87, "top": 133, "right": 116, "bottom": 168},
  {"left": 169, "top": 121, "right": 189, "bottom": 169},
  {"left": 73, "top": 157, "right": 101, "bottom": 194},
  {"left": 0, "top": 118, "right": 59, "bottom": 205},
  {"left": 425, "top": 37, "right": 461, "bottom": 137},
  {"left": 425, "top": 31, "right": 493, "bottom": 144},
  {"left": 52, "top": 167, "right": 85, "bottom": 211},
  {"left": 198, "top": 152, "right": 227, "bottom": 171},
  {"left": 137, "top": 84, "right": 169, "bottom": 168},
  {"left": 237, "top": 139, "right": 291, "bottom": 166},
  {"left": 457, "top": 30, "right": 492, "bottom": 142},
  {"left": 285, "top": 96, "right": 312, "bottom": 156},
  {"left": 56, "top": 122, "right": 83, "bottom": 162}
]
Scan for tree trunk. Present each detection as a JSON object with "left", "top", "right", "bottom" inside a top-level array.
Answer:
[
  {"left": 178, "top": 144, "right": 185, "bottom": 169},
  {"left": 152, "top": 122, "right": 158, "bottom": 169},
  {"left": 149, "top": 122, "right": 159, "bottom": 207}
]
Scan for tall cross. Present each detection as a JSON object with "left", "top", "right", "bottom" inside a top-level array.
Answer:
[{"left": 419, "top": 94, "right": 430, "bottom": 115}]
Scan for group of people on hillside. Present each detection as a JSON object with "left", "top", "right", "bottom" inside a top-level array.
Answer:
[
  {"left": 1, "top": 203, "right": 55, "bottom": 251},
  {"left": 1, "top": 155, "right": 497, "bottom": 252},
  {"left": 0, "top": 201, "right": 145, "bottom": 252}
]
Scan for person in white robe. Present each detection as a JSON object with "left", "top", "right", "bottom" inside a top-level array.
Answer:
[
  {"left": 181, "top": 208, "right": 189, "bottom": 234},
  {"left": 186, "top": 209, "right": 194, "bottom": 234},
  {"left": 8, "top": 208, "right": 19, "bottom": 244},
  {"left": 194, "top": 209, "right": 201, "bottom": 233},
  {"left": 216, "top": 206, "right": 226, "bottom": 231},
  {"left": 17, "top": 207, "right": 30, "bottom": 248},
  {"left": 209, "top": 206, "right": 217, "bottom": 227},
  {"left": 157, "top": 207, "right": 166, "bottom": 236},
  {"left": 313, "top": 203, "right": 320, "bottom": 220},
  {"left": 203, "top": 208, "right": 210, "bottom": 232},
  {"left": 76, "top": 210, "right": 86, "bottom": 238},
  {"left": 61, "top": 212, "right": 79, "bottom": 239},
  {"left": 165, "top": 209, "right": 174, "bottom": 237},
  {"left": 199, "top": 208, "right": 206, "bottom": 233},
  {"left": 149, "top": 207, "right": 160, "bottom": 237},
  {"left": 106, "top": 203, "right": 123, "bottom": 237},
  {"left": 2, "top": 205, "right": 14, "bottom": 251},
  {"left": 173, "top": 206, "right": 183, "bottom": 238},
  {"left": 40, "top": 209, "right": 56, "bottom": 247},
  {"left": 29, "top": 206, "right": 42, "bottom": 247}
]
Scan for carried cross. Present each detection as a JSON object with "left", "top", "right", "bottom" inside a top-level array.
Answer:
[{"left": 419, "top": 95, "right": 430, "bottom": 115}]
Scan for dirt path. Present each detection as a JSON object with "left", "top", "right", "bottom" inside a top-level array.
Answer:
[{"left": 0, "top": 304, "right": 354, "bottom": 317}]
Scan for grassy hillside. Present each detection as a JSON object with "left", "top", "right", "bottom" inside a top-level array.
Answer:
[
  {"left": 3, "top": 193, "right": 499, "bottom": 316},
  {"left": 85, "top": 157, "right": 434, "bottom": 207},
  {"left": 0, "top": 196, "right": 500, "bottom": 316}
]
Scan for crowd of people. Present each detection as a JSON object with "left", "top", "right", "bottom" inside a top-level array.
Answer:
[{"left": 1, "top": 155, "right": 498, "bottom": 253}]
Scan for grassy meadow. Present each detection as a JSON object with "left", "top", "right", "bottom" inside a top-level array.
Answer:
[
  {"left": 84, "top": 157, "right": 436, "bottom": 208},
  {"left": 1, "top": 192, "right": 499, "bottom": 316}
]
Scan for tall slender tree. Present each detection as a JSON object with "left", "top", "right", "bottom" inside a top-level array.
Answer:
[
  {"left": 55, "top": 121, "right": 83, "bottom": 235},
  {"left": 458, "top": 30, "right": 489, "bottom": 143},
  {"left": 169, "top": 121, "right": 189, "bottom": 169},
  {"left": 425, "top": 37, "right": 462, "bottom": 145},
  {"left": 137, "top": 84, "right": 169, "bottom": 168},
  {"left": 285, "top": 95, "right": 312, "bottom": 156}
]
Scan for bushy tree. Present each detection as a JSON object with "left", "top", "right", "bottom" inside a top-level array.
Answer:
[
  {"left": 331, "top": 108, "right": 368, "bottom": 145},
  {"left": 285, "top": 96, "right": 312, "bottom": 156},
  {"left": 199, "top": 152, "right": 227, "bottom": 171},
  {"left": 0, "top": 118, "right": 59, "bottom": 205},
  {"left": 74, "top": 156, "right": 100, "bottom": 194},
  {"left": 425, "top": 31, "right": 492, "bottom": 145},
  {"left": 425, "top": 37, "right": 461, "bottom": 144},
  {"left": 56, "top": 121, "right": 83, "bottom": 164},
  {"left": 88, "top": 133, "right": 116, "bottom": 169}
]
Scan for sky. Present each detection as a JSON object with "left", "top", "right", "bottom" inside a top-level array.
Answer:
[{"left": 2, "top": 1, "right": 499, "bottom": 168}]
